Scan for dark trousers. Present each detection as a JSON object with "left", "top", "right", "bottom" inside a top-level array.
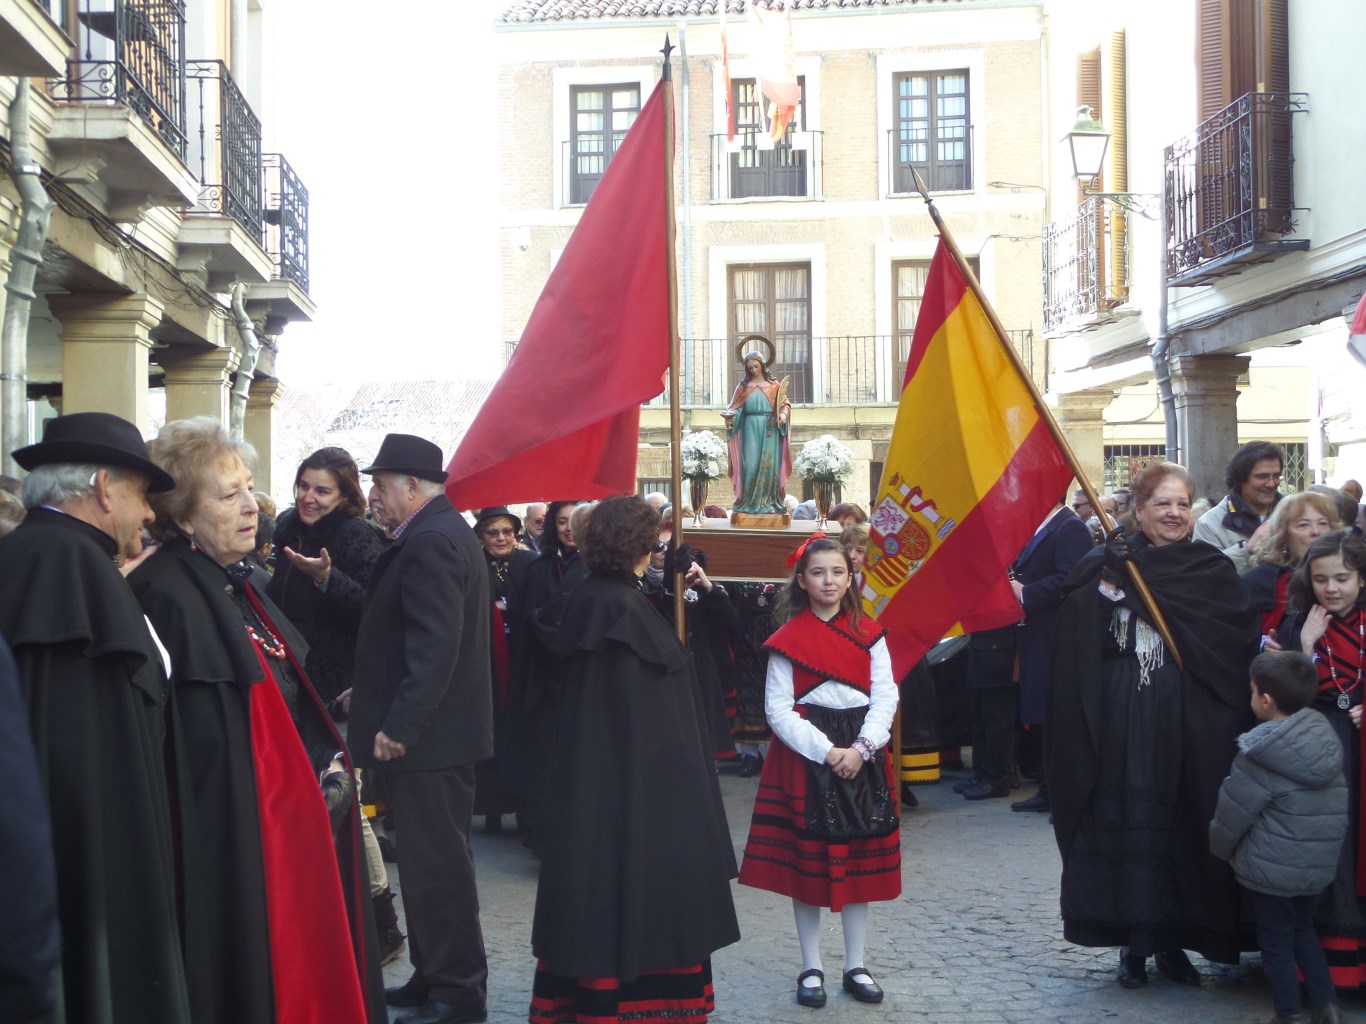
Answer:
[
  {"left": 1254, "top": 890, "right": 1335, "bottom": 1016},
  {"left": 385, "top": 765, "right": 487, "bottom": 1009},
  {"left": 968, "top": 685, "right": 1016, "bottom": 786}
]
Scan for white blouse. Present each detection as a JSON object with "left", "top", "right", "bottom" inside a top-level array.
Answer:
[{"left": 764, "top": 637, "right": 898, "bottom": 764}]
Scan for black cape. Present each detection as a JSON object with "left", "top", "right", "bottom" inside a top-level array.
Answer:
[
  {"left": 0, "top": 510, "right": 191, "bottom": 1024},
  {"left": 1048, "top": 537, "right": 1259, "bottom": 961},
  {"left": 529, "top": 573, "right": 740, "bottom": 980}
]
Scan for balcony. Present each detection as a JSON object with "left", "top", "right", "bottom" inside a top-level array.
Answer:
[
  {"left": 0, "top": 0, "right": 70, "bottom": 76},
  {"left": 886, "top": 125, "right": 973, "bottom": 196},
  {"left": 1043, "top": 195, "right": 1137, "bottom": 334},
  {"left": 709, "top": 131, "right": 823, "bottom": 202},
  {"left": 1164, "top": 92, "right": 1309, "bottom": 286},
  {"left": 262, "top": 153, "right": 309, "bottom": 293}
]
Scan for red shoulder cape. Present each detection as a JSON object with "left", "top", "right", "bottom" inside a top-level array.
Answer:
[{"left": 764, "top": 610, "right": 884, "bottom": 697}]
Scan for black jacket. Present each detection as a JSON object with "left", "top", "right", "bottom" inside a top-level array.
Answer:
[{"left": 349, "top": 495, "right": 493, "bottom": 771}]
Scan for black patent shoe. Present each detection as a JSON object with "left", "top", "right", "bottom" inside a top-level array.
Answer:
[
  {"left": 738, "top": 753, "right": 764, "bottom": 777},
  {"left": 385, "top": 977, "right": 430, "bottom": 1007},
  {"left": 1154, "top": 949, "right": 1202, "bottom": 987},
  {"left": 796, "top": 968, "right": 826, "bottom": 1008},
  {"left": 842, "top": 968, "right": 884, "bottom": 1003},
  {"left": 1117, "top": 948, "right": 1148, "bottom": 989}
]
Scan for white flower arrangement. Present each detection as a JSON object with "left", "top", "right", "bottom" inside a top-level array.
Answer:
[
  {"left": 681, "top": 429, "right": 728, "bottom": 481},
  {"left": 793, "top": 434, "right": 855, "bottom": 484}
]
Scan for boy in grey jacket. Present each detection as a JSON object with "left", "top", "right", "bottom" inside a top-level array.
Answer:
[{"left": 1210, "top": 651, "right": 1348, "bottom": 1024}]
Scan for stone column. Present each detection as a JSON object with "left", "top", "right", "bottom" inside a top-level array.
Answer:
[
  {"left": 160, "top": 347, "right": 239, "bottom": 425},
  {"left": 244, "top": 377, "right": 285, "bottom": 496},
  {"left": 1170, "top": 353, "right": 1250, "bottom": 502},
  {"left": 50, "top": 293, "right": 164, "bottom": 433},
  {"left": 1053, "top": 388, "right": 1114, "bottom": 493}
]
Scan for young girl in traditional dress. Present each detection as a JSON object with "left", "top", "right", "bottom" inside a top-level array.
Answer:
[{"left": 738, "top": 536, "right": 901, "bottom": 1008}]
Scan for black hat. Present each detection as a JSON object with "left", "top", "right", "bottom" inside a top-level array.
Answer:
[
  {"left": 13, "top": 412, "right": 175, "bottom": 492},
  {"left": 360, "top": 433, "right": 448, "bottom": 484},
  {"left": 473, "top": 505, "right": 522, "bottom": 536}
]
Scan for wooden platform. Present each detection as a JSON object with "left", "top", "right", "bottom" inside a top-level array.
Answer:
[{"left": 677, "top": 518, "right": 826, "bottom": 582}]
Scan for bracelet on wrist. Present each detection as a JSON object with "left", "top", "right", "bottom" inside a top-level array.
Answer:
[{"left": 851, "top": 738, "right": 873, "bottom": 762}]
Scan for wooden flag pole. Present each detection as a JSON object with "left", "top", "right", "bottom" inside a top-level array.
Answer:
[
  {"left": 909, "top": 169, "right": 1184, "bottom": 671},
  {"left": 661, "top": 37, "right": 687, "bottom": 644}
]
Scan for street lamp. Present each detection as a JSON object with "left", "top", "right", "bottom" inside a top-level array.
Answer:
[{"left": 1063, "top": 105, "right": 1111, "bottom": 192}]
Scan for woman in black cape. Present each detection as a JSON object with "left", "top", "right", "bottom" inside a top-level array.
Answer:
[
  {"left": 527, "top": 496, "right": 739, "bottom": 1024},
  {"left": 1048, "top": 462, "right": 1260, "bottom": 989}
]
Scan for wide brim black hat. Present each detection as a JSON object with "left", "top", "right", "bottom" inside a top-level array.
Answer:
[
  {"left": 360, "top": 433, "right": 448, "bottom": 484},
  {"left": 473, "top": 505, "right": 522, "bottom": 535},
  {"left": 13, "top": 411, "right": 175, "bottom": 492}
]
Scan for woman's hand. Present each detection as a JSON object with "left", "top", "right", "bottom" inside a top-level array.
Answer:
[
  {"left": 685, "top": 562, "right": 712, "bottom": 593},
  {"left": 1261, "top": 628, "right": 1282, "bottom": 652},
  {"left": 825, "top": 746, "right": 863, "bottom": 779},
  {"left": 1351, "top": 705, "right": 1362, "bottom": 730},
  {"left": 284, "top": 545, "right": 331, "bottom": 585},
  {"left": 1301, "top": 605, "right": 1331, "bottom": 654}
]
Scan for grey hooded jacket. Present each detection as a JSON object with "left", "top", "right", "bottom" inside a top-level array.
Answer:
[{"left": 1209, "top": 707, "right": 1348, "bottom": 898}]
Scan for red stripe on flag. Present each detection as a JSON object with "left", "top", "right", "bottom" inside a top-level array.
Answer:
[
  {"left": 877, "top": 419, "right": 1072, "bottom": 679},
  {"left": 901, "top": 244, "right": 968, "bottom": 389}
]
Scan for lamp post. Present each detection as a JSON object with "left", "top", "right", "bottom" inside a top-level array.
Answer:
[{"left": 1063, "top": 105, "right": 1111, "bottom": 192}]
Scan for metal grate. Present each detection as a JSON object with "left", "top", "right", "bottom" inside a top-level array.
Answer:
[
  {"left": 262, "top": 153, "right": 310, "bottom": 291},
  {"left": 1103, "top": 444, "right": 1167, "bottom": 491},
  {"left": 185, "top": 60, "right": 262, "bottom": 238}
]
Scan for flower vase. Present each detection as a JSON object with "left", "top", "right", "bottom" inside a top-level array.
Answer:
[
  {"left": 688, "top": 477, "right": 708, "bottom": 527},
  {"left": 814, "top": 481, "right": 833, "bottom": 527}
]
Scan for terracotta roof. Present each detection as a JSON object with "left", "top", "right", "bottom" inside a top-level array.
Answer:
[{"left": 500, "top": 0, "right": 964, "bottom": 23}]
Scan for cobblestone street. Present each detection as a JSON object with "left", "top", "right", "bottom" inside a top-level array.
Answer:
[{"left": 384, "top": 769, "right": 1366, "bottom": 1024}]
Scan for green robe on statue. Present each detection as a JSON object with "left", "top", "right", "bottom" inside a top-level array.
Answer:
[{"left": 725, "top": 380, "right": 791, "bottom": 515}]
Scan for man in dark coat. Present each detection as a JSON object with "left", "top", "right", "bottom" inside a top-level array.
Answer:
[
  {"left": 1009, "top": 499, "right": 1094, "bottom": 812},
  {"left": 349, "top": 434, "right": 493, "bottom": 1024},
  {"left": 0, "top": 412, "right": 190, "bottom": 1024}
]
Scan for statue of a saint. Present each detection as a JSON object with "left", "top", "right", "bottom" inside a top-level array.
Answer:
[{"left": 721, "top": 351, "right": 792, "bottom": 521}]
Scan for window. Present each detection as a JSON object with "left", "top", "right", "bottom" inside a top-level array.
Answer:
[
  {"left": 569, "top": 83, "right": 640, "bottom": 205},
  {"left": 729, "top": 77, "right": 806, "bottom": 199},
  {"left": 892, "top": 257, "right": 977, "bottom": 387},
  {"left": 892, "top": 70, "right": 970, "bottom": 193},
  {"left": 1103, "top": 445, "right": 1167, "bottom": 490},
  {"left": 728, "top": 263, "right": 812, "bottom": 403}
]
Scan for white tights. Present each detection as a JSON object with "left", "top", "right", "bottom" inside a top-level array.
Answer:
[{"left": 793, "top": 899, "right": 873, "bottom": 985}]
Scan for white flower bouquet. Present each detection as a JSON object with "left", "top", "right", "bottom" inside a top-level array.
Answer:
[
  {"left": 793, "top": 434, "right": 855, "bottom": 484},
  {"left": 681, "top": 429, "right": 728, "bottom": 481}
]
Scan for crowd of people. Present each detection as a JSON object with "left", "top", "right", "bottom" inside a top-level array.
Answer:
[{"left": 4, "top": 412, "right": 1366, "bottom": 1024}]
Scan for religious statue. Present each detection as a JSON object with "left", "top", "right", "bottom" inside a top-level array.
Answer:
[{"left": 721, "top": 341, "right": 792, "bottom": 527}]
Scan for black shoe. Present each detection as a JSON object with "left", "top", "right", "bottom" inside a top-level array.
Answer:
[
  {"left": 738, "top": 753, "right": 764, "bottom": 777},
  {"left": 842, "top": 968, "right": 884, "bottom": 1003},
  {"left": 377, "top": 833, "right": 398, "bottom": 862},
  {"left": 372, "top": 890, "right": 407, "bottom": 966},
  {"left": 1154, "top": 949, "right": 1202, "bottom": 987},
  {"left": 962, "top": 780, "right": 1009, "bottom": 800},
  {"left": 385, "top": 977, "right": 430, "bottom": 1007},
  {"left": 900, "top": 783, "right": 919, "bottom": 808},
  {"left": 1117, "top": 948, "right": 1148, "bottom": 989},
  {"left": 482, "top": 815, "right": 503, "bottom": 836},
  {"left": 796, "top": 968, "right": 826, "bottom": 1008},
  {"left": 395, "top": 1002, "right": 488, "bottom": 1024},
  {"left": 952, "top": 774, "right": 983, "bottom": 794},
  {"left": 1011, "top": 792, "right": 1050, "bottom": 812}
]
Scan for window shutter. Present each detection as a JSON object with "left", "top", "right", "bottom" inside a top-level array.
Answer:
[
  {"left": 1105, "top": 30, "right": 1128, "bottom": 305},
  {"left": 1257, "top": 0, "right": 1292, "bottom": 230},
  {"left": 1195, "top": 0, "right": 1232, "bottom": 122},
  {"left": 1075, "top": 47, "right": 1102, "bottom": 202}
]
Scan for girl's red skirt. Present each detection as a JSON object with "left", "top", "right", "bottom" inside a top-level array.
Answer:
[{"left": 738, "top": 719, "right": 901, "bottom": 912}]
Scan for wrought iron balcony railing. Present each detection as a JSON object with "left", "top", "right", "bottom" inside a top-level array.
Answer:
[
  {"left": 185, "top": 60, "right": 262, "bottom": 239},
  {"left": 886, "top": 125, "right": 974, "bottom": 196},
  {"left": 708, "top": 131, "right": 823, "bottom": 202},
  {"left": 51, "top": 0, "right": 187, "bottom": 158},
  {"left": 1043, "top": 194, "right": 1136, "bottom": 333},
  {"left": 263, "top": 153, "right": 310, "bottom": 292},
  {"left": 1164, "top": 92, "right": 1309, "bottom": 285}
]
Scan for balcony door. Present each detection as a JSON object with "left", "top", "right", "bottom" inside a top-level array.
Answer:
[
  {"left": 569, "top": 83, "right": 640, "bottom": 205},
  {"left": 729, "top": 77, "right": 806, "bottom": 199},
  {"left": 728, "top": 263, "right": 812, "bottom": 403},
  {"left": 892, "top": 257, "right": 977, "bottom": 391}
]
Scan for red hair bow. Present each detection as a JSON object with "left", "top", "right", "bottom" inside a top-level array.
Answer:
[{"left": 785, "top": 531, "right": 828, "bottom": 569}]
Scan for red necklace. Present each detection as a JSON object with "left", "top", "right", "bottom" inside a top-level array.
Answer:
[
  {"left": 1321, "top": 609, "right": 1364, "bottom": 710},
  {"left": 245, "top": 618, "right": 287, "bottom": 660}
]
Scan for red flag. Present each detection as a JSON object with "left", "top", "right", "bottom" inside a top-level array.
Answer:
[
  {"left": 862, "top": 240, "right": 1075, "bottom": 679},
  {"left": 445, "top": 80, "right": 672, "bottom": 509}
]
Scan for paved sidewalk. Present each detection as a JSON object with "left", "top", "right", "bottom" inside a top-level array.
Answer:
[{"left": 382, "top": 768, "right": 1366, "bottom": 1023}]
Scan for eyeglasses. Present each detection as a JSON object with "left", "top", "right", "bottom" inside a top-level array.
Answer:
[
  {"left": 482, "top": 528, "right": 515, "bottom": 538},
  {"left": 653, "top": 541, "right": 668, "bottom": 552},
  {"left": 1071, "top": 501, "right": 1090, "bottom": 510}
]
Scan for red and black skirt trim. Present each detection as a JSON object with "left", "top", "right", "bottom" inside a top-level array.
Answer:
[
  {"left": 528, "top": 960, "right": 715, "bottom": 1024},
  {"left": 738, "top": 706, "right": 901, "bottom": 911}
]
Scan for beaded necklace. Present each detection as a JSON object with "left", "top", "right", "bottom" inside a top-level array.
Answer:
[{"left": 1321, "top": 609, "right": 1365, "bottom": 710}]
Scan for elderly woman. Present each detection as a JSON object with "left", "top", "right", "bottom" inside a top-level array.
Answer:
[
  {"left": 1242, "top": 490, "right": 1340, "bottom": 637},
  {"left": 722, "top": 351, "right": 792, "bottom": 519},
  {"left": 128, "top": 417, "right": 380, "bottom": 1024},
  {"left": 528, "top": 496, "right": 739, "bottom": 1024},
  {"left": 1048, "top": 462, "right": 1260, "bottom": 990}
]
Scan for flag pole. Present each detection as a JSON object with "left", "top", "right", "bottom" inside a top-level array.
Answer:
[
  {"left": 908, "top": 168, "right": 1184, "bottom": 670},
  {"left": 661, "top": 36, "right": 687, "bottom": 644}
]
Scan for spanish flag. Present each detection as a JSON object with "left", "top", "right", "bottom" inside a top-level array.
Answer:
[{"left": 863, "top": 240, "right": 1075, "bottom": 679}]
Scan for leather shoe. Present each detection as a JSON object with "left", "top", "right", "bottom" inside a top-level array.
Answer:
[
  {"left": 738, "top": 753, "right": 764, "bottom": 778},
  {"left": 962, "top": 780, "right": 1008, "bottom": 800},
  {"left": 1154, "top": 949, "right": 1202, "bottom": 987},
  {"left": 796, "top": 968, "right": 826, "bottom": 1008},
  {"left": 395, "top": 1002, "right": 488, "bottom": 1024},
  {"left": 1117, "top": 948, "right": 1147, "bottom": 989},
  {"left": 900, "top": 783, "right": 919, "bottom": 808},
  {"left": 842, "top": 968, "right": 884, "bottom": 1003},
  {"left": 952, "top": 774, "right": 983, "bottom": 793},
  {"left": 1310, "top": 1004, "right": 1345, "bottom": 1024},
  {"left": 1011, "top": 792, "right": 1050, "bottom": 812},
  {"left": 386, "top": 978, "right": 430, "bottom": 1007}
]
